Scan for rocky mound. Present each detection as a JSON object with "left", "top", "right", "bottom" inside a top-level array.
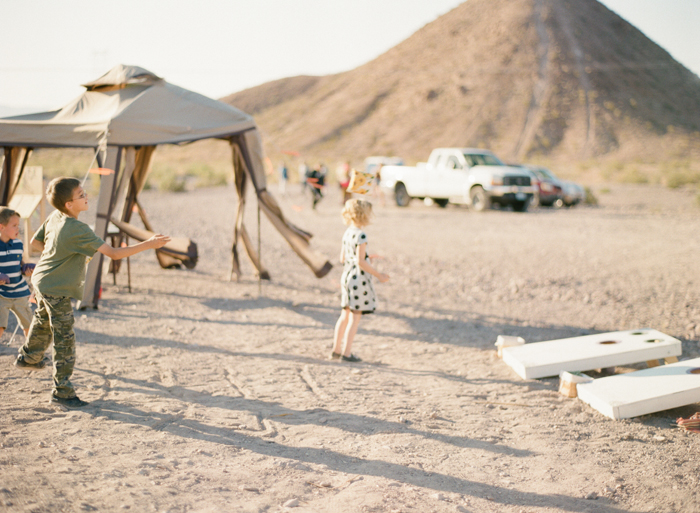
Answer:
[{"left": 221, "top": 0, "right": 700, "bottom": 166}]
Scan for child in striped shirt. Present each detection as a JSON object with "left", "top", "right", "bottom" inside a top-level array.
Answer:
[{"left": 0, "top": 207, "right": 34, "bottom": 339}]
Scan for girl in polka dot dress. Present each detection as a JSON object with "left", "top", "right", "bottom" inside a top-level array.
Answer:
[{"left": 332, "top": 199, "right": 390, "bottom": 362}]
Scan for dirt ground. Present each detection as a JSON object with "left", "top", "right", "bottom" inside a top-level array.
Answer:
[{"left": 1, "top": 182, "right": 699, "bottom": 513}]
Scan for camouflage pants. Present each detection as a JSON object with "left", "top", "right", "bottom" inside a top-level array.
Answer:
[{"left": 19, "top": 293, "right": 76, "bottom": 399}]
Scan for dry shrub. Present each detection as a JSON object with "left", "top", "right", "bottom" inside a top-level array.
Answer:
[
  {"left": 584, "top": 187, "right": 599, "bottom": 205},
  {"left": 621, "top": 166, "right": 649, "bottom": 184},
  {"left": 28, "top": 148, "right": 95, "bottom": 180},
  {"left": 147, "top": 162, "right": 229, "bottom": 192},
  {"left": 157, "top": 173, "right": 187, "bottom": 193},
  {"left": 189, "top": 163, "right": 229, "bottom": 188},
  {"left": 665, "top": 169, "right": 700, "bottom": 189}
]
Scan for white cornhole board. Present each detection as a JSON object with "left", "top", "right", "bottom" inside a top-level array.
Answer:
[
  {"left": 501, "top": 329, "right": 681, "bottom": 380},
  {"left": 577, "top": 357, "right": 700, "bottom": 419}
]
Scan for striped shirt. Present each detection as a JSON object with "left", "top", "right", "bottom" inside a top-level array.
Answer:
[{"left": 0, "top": 238, "right": 30, "bottom": 299}]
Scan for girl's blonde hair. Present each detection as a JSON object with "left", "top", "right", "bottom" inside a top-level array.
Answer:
[{"left": 342, "top": 198, "right": 373, "bottom": 227}]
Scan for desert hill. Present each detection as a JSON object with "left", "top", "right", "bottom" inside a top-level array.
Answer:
[{"left": 221, "top": 0, "right": 700, "bottom": 169}]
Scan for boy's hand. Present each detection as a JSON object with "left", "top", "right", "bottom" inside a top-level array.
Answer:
[
  {"left": 147, "top": 234, "right": 170, "bottom": 249},
  {"left": 0, "top": 273, "right": 9, "bottom": 284},
  {"left": 22, "top": 263, "right": 36, "bottom": 276},
  {"left": 377, "top": 272, "right": 390, "bottom": 283}
]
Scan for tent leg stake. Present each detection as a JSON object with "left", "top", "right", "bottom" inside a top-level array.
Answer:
[
  {"left": 126, "top": 235, "right": 132, "bottom": 293},
  {"left": 7, "top": 311, "right": 21, "bottom": 346}
]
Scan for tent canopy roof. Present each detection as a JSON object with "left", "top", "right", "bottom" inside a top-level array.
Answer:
[
  {"left": 82, "top": 64, "right": 162, "bottom": 90},
  {"left": 0, "top": 64, "right": 255, "bottom": 148}
]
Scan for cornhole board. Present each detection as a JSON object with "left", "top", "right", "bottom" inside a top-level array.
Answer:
[
  {"left": 576, "top": 357, "right": 700, "bottom": 419},
  {"left": 501, "top": 329, "right": 681, "bottom": 380}
]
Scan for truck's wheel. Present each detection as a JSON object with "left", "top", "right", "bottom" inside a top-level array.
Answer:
[
  {"left": 434, "top": 198, "right": 449, "bottom": 208},
  {"left": 395, "top": 183, "right": 411, "bottom": 207},
  {"left": 469, "top": 186, "right": 490, "bottom": 212}
]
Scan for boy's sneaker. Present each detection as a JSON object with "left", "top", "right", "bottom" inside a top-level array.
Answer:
[
  {"left": 14, "top": 355, "right": 49, "bottom": 371},
  {"left": 50, "top": 395, "right": 89, "bottom": 408}
]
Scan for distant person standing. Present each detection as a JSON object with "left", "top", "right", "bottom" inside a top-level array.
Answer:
[
  {"left": 374, "top": 163, "right": 385, "bottom": 207},
  {"left": 307, "top": 164, "right": 325, "bottom": 210},
  {"left": 278, "top": 162, "right": 288, "bottom": 196},
  {"left": 336, "top": 161, "right": 351, "bottom": 205},
  {"left": 298, "top": 162, "right": 309, "bottom": 194}
]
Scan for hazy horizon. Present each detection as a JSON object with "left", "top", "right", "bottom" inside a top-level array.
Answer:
[{"left": 1, "top": 0, "right": 698, "bottom": 116}]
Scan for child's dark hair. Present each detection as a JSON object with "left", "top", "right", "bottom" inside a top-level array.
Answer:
[
  {"left": 0, "top": 207, "right": 20, "bottom": 226},
  {"left": 46, "top": 177, "right": 81, "bottom": 214}
]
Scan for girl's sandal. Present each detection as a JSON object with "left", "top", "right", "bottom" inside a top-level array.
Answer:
[{"left": 341, "top": 354, "right": 362, "bottom": 363}]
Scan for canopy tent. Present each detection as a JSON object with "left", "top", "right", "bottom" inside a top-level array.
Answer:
[{"left": 0, "top": 65, "right": 332, "bottom": 308}]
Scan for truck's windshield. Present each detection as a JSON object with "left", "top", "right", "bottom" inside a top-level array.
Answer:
[
  {"left": 463, "top": 153, "right": 504, "bottom": 166},
  {"left": 535, "top": 168, "right": 557, "bottom": 180}
]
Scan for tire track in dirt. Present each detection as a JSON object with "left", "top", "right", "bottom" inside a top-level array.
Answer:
[
  {"left": 223, "top": 367, "right": 251, "bottom": 398},
  {"left": 299, "top": 364, "right": 329, "bottom": 402}
]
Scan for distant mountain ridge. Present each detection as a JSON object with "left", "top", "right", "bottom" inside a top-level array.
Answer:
[{"left": 225, "top": 0, "right": 700, "bottom": 166}]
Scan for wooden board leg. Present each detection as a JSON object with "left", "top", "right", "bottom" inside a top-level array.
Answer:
[
  {"left": 664, "top": 356, "right": 679, "bottom": 364},
  {"left": 646, "top": 359, "right": 661, "bottom": 368},
  {"left": 558, "top": 379, "right": 578, "bottom": 398}
]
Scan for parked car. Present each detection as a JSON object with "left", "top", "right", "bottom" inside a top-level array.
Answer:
[
  {"left": 560, "top": 180, "right": 585, "bottom": 207},
  {"left": 522, "top": 165, "right": 563, "bottom": 207},
  {"left": 364, "top": 156, "right": 404, "bottom": 175},
  {"left": 380, "top": 148, "right": 535, "bottom": 211}
]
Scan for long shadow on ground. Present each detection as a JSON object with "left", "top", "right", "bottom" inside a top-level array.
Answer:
[{"left": 86, "top": 396, "right": 642, "bottom": 513}]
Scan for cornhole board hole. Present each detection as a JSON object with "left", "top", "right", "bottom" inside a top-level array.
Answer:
[
  {"left": 501, "top": 329, "right": 681, "bottom": 380},
  {"left": 576, "top": 357, "right": 700, "bottom": 419}
]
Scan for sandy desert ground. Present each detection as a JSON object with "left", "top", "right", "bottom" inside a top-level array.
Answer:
[{"left": 1, "top": 182, "right": 699, "bottom": 513}]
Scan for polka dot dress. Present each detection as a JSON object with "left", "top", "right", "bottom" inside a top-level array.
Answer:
[{"left": 340, "top": 226, "right": 377, "bottom": 314}]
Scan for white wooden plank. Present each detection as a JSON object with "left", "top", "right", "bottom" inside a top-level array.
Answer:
[
  {"left": 501, "top": 329, "right": 681, "bottom": 379},
  {"left": 8, "top": 193, "right": 42, "bottom": 218},
  {"left": 576, "top": 357, "right": 700, "bottom": 419}
]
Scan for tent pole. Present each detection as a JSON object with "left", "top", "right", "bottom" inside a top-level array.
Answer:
[
  {"left": 257, "top": 201, "right": 262, "bottom": 297},
  {"left": 78, "top": 145, "right": 121, "bottom": 309}
]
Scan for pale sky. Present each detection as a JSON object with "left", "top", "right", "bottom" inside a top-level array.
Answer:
[{"left": 1, "top": 0, "right": 699, "bottom": 115}]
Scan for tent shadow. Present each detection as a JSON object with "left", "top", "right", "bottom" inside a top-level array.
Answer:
[
  {"left": 156, "top": 291, "right": 605, "bottom": 353},
  {"left": 76, "top": 329, "right": 548, "bottom": 391},
  {"left": 98, "top": 284, "right": 608, "bottom": 355},
  {"left": 84, "top": 397, "right": 641, "bottom": 513},
  {"left": 78, "top": 367, "right": 533, "bottom": 456}
]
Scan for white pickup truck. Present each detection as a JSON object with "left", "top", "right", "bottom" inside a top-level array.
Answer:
[{"left": 380, "top": 148, "right": 536, "bottom": 211}]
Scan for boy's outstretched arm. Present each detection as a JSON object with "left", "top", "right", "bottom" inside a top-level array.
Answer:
[{"left": 97, "top": 234, "right": 170, "bottom": 261}]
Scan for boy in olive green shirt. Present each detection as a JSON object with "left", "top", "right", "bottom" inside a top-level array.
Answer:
[{"left": 16, "top": 177, "right": 169, "bottom": 408}]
